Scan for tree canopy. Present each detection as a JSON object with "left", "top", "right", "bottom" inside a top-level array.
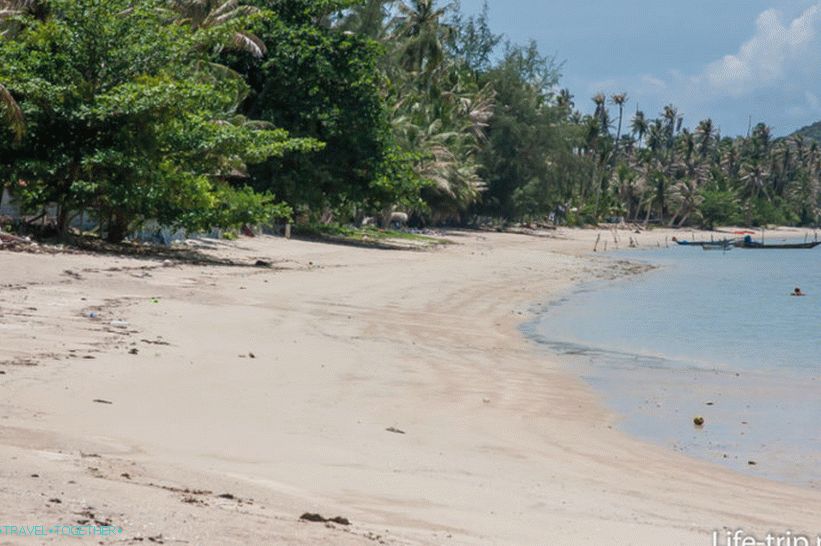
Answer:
[{"left": 1, "top": 0, "right": 819, "bottom": 240}]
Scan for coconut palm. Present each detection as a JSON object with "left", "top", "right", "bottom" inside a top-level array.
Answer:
[
  {"left": 749, "top": 123, "right": 771, "bottom": 159},
  {"left": 661, "top": 104, "right": 681, "bottom": 151},
  {"left": 556, "top": 88, "right": 574, "bottom": 119},
  {"left": 646, "top": 119, "right": 665, "bottom": 154},
  {"left": 630, "top": 110, "right": 648, "bottom": 150},
  {"left": 338, "top": 0, "right": 393, "bottom": 40},
  {"left": 393, "top": 0, "right": 452, "bottom": 75},
  {"left": 739, "top": 161, "right": 769, "bottom": 225},
  {"left": 609, "top": 92, "right": 627, "bottom": 153},
  {"left": 591, "top": 93, "right": 608, "bottom": 135},
  {"left": 0, "top": 0, "right": 49, "bottom": 32},
  {"left": 669, "top": 176, "right": 704, "bottom": 227},
  {"left": 694, "top": 118, "right": 715, "bottom": 160},
  {"left": 168, "top": 0, "right": 266, "bottom": 58}
]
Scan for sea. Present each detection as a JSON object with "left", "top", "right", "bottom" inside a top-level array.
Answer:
[{"left": 525, "top": 235, "right": 821, "bottom": 486}]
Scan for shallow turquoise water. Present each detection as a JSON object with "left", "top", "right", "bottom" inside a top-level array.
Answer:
[{"left": 526, "top": 239, "right": 821, "bottom": 485}]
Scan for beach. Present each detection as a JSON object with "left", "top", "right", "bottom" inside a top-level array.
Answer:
[{"left": 2, "top": 228, "right": 820, "bottom": 545}]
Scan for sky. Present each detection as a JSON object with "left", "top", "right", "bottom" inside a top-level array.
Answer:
[{"left": 458, "top": 0, "right": 821, "bottom": 137}]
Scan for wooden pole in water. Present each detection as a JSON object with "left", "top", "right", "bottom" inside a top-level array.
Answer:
[
  {"left": 594, "top": 233, "right": 601, "bottom": 252},
  {"left": 285, "top": 223, "right": 292, "bottom": 239}
]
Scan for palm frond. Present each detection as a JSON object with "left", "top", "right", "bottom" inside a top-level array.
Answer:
[
  {"left": 0, "top": 83, "right": 24, "bottom": 143},
  {"left": 232, "top": 31, "right": 266, "bottom": 58}
]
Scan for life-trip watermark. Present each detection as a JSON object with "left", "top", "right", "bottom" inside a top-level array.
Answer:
[
  {"left": 714, "top": 530, "right": 821, "bottom": 546},
  {"left": 0, "top": 524, "right": 123, "bottom": 537}
]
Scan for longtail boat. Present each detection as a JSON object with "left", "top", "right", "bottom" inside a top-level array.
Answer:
[
  {"left": 735, "top": 235, "right": 821, "bottom": 249},
  {"left": 672, "top": 237, "right": 735, "bottom": 247},
  {"left": 702, "top": 241, "right": 733, "bottom": 251}
]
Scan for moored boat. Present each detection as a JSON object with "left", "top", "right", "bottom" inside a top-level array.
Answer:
[
  {"left": 673, "top": 237, "right": 736, "bottom": 248},
  {"left": 735, "top": 235, "right": 821, "bottom": 249},
  {"left": 702, "top": 242, "right": 733, "bottom": 251}
]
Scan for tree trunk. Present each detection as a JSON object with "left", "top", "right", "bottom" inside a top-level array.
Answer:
[
  {"left": 57, "top": 204, "right": 69, "bottom": 238},
  {"left": 381, "top": 208, "right": 393, "bottom": 230},
  {"left": 106, "top": 214, "right": 130, "bottom": 243}
]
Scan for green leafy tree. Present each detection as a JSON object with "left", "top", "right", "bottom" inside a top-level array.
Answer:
[
  {"left": 0, "top": 0, "right": 316, "bottom": 241},
  {"left": 477, "top": 43, "right": 563, "bottom": 219},
  {"left": 231, "top": 0, "right": 404, "bottom": 219}
]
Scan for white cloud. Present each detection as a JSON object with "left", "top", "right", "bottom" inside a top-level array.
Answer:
[
  {"left": 698, "top": 4, "right": 821, "bottom": 97},
  {"left": 578, "top": 3, "right": 821, "bottom": 134},
  {"left": 592, "top": 3, "right": 821, "bottom": 135}
]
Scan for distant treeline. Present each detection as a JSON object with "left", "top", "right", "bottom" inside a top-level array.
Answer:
[{"left": 1, "top": 0, "right": 819, "bottom": 242}]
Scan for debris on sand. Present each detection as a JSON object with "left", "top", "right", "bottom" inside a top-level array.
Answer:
[
  {"left": 128, "top": 348, "right": 139, "bottom": 355},
  {"left": 693, "top": 416, "right": 705, "bottom": 427},
  {"left": 254, "top": 260, "right": 271, "bottom": 268},
  {"left": 300, "top": 513, "right": 351, "bottom": 526},
  {"left": 92, "top": 399, "right": 113, "bottom": 405},
  {"left": 141, "top": 338, "right": 170, "bottom": 346},
  {"left": 75, "top": 509, "right": 114, "bottom": 528},
  {"left": 0, "top": 231, "right": 32, "bottom": 248},
  {"left": 385, "top": 427, "right": 406, "bottom": 435}
]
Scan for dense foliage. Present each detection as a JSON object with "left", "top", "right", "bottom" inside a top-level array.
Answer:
[{"left": 1, "top": 0, "right": 819, "bottom": 240}]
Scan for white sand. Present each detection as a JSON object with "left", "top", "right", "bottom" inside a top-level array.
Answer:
[{"left": 1, "top": 227, "right": 819, "bottom": 545}]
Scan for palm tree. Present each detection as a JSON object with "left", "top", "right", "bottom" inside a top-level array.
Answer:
[
  {"left": 592, "top": 93, "right": 608, "bottom": 135},
  {"left": 662, "top": 104, "right": 680, "bottom": 151},
  {"left": 694, "top": 118, "right": 715, "bottom": 160},
  {"left": 630, "top": 110, "right": 648, "bottom": 150},
  {"left": 0, "top": 0, "right": 49, "bottom": 34},
  {"left": 634, "top": 157, "right": 663, "bottom": 223},
  {"left": 394, "top": 0, "right": 452, "bottom": 75},
  {"left": 669, "top": 176, "right": 704, "bottom": 227},
  {"left": 168, "top": 0, "right": 266, "bottom": 58},
  {"left": 720, "top": 141, "right": 741, "bottom": 180},
  {"left": 739, "top": 161, "right": 769, "bottom": 226},
  {"left": 556, "top": 88, "right": 574, "bottom": 118},
  {"left": 338, "top": 0, "right": 393, "bottom": 40},
  {"left": 609, "top": 93, "right": 627, "bottom": 154},
  {"left": 749, "top": 123, "right": 771, "bottom": 159},
  {"left": 646, "top": 119, "right": 664, "bottom": 154}
]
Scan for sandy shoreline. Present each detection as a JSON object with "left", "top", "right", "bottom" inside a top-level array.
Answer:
[{"left": 1, "top": 227, "right": 820, "bottom": 545}]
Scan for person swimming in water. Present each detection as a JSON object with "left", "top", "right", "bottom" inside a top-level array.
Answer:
[{"left": 792, "top": 287, "right": 806, "bottom": 296}]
